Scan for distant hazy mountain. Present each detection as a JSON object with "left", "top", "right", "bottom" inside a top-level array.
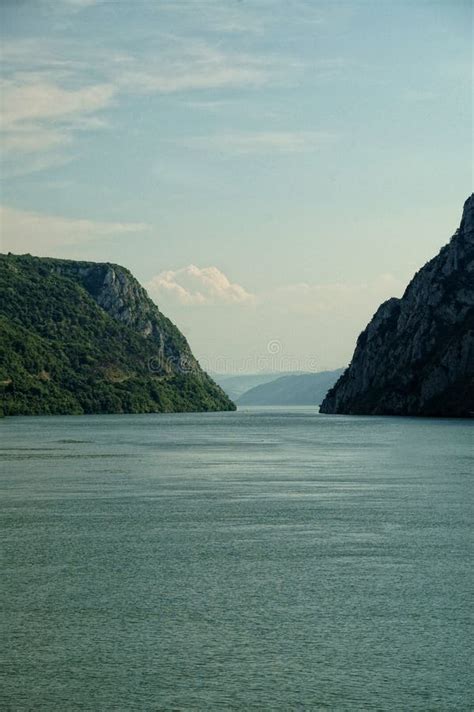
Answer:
[
  {"left": 211, "top": 372, "right": 298, "bottom": 401},
  {"left": 0, "top": 254, "right": 235, "bottom": 416},
  {"left": 237, "top": 370, "right": 344, "bottom": 406},
  {"left": 321, "top": 194, "right": 474, "bottom": 417}
]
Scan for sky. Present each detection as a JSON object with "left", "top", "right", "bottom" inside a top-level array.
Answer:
[{"left": 1, "top": 0, "right": 472, "bottom": 373}]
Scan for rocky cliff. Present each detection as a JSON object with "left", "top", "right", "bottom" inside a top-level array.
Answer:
[
  {"left": 320, "top": 194, "right": 474, "bottom": 417},
  {"left": 0, "top": 254, "right": 235, "bottom": 415},
  {"left": 49, "top": 259, "right": 198, "bottom": 375}
]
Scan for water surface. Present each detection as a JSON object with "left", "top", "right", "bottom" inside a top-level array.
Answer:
[{"left": 1, "top": 408, "right": 472, "bottom": 710}]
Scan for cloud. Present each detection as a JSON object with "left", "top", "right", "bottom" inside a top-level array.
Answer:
[
  {"left": 0, "top": 77, "right": 115, "bottom": 170},
  {"left": 1, "top": 80, "right": 115, "bottom": 126},
  {"left": 0, "top": 33, "right": 295, "bottom": 172},
  {"left": 146, "top": 266, "right": 406, "bottom": 371},
  {"left": 0, "top": 205, "right": 149, "bottom": 254},
  {"left": 59, "top": 0, "right": 98, "bottom": 7},
  {"left": 157, "top": 0, "right": 266, "bottom": 35},
  {"left": 1, "top": 125, "right": 71, "bottom": 154},
  {"left": 146, "top": 265, "right": 403, "bottom": 317},
  {"left": 0, "top": 4, "right": 340, "bottom": 174},
  {"left": 180, "top": 130, "right": 337, "bottom": 156},
  {"left": 114, "top": 43, "right": 276, "bottom": 94},
  {"left": 158, "top": 0, "right": 326, "bottom": 36},
  {"left": 147, "top": 265, "right": 254, "bottom": 305},
  {"left": 1, "top": 152, "right": 75, "bottom": 179}
]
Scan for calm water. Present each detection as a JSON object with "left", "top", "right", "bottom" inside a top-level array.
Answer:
[{"left": 1, "top": 408, "right": 472, "bottom": 711}]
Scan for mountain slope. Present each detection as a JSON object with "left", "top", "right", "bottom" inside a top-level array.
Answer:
[
  {"left": 238, "top": 370, "right": 344, "bottom": 406},
  {"left": 320, "top": 195, "right": 474, "bottom": 417},
  {"left": 212, "top": 372, "right": 303, "bottom": 401},
  {"left": 0, "top": 254, "right": 235, "bottom": 415}
]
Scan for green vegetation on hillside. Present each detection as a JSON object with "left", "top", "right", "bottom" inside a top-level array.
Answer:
[{"left": 0, "top": 254, "right": 235, "bottom": 416}]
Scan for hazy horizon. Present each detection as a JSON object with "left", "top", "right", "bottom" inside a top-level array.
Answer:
[{"left": 1, "top": 0, "right": 472, "bottom": 371}]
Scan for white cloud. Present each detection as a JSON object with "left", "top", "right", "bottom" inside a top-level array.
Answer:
[
  {"left": 157, "top": 0, "right": 326, "bottom": 36},
  {"left": 157, "top": 0, "right": 267, "bottom": 35},
  {"left": 180, "top": 130, "right": 336, "bottom": 156},
  {"left": 0, "top": 40, "right": 89, "bottom": 74},
  {"left": 0, "top": 205, "right": 149, "bottom": 254},
  {"left": 1, "top": 80, "right": 115, "bottom": 127},
  {"left": 60, "top": 0, "right": 98, "bottom": 7},
  {"left": 1, "top": 152, "right": 75, "bottom": 179},
  {"left": 1, "top": 125, "right": 71, "bottom": 154},
  {"left": 0, "top": 5, "right": 339, "bottom": 174},
  {"left": 38, "top": 0, "right": 100, "bottom": 14},
  {"left": 0, "top": 35, "right": 294, "bottom": 172},
  {"left": 146, "top": 266, "right": 406, "bottom": 370},
  {"left": 147, "top": 265, "right": 254, "bottom": 305},
  {"left": 112, "top": 40, "right": 285, "bottom": 95},
  {"left": 0, "top": 77, "right": 115, "bottom": 169},
  {"left": 146, "top": 265, "right": 403, "bottom": 316}
]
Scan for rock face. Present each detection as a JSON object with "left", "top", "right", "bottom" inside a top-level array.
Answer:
[
  {"left": 320, "top": 195, "right": 474, "bottom": 417},
  {"left": 51, "top": 260, "right": 198, "bottom": 374},
  {"left": 0, "top": 254, "right": 235, "bottom": 415}
]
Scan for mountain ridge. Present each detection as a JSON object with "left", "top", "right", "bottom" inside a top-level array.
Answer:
[
  {"left": 237, "top": 370, "right": 344, "bottom": 406},
  {"left": 212, "top": 371, "right": 309, "bottom": 401},
  {"left": 0, "top": 253, "right": 235, "bottom": 415},
  {"left": 320, "top": 195, "right": 474, "bottom": 417}
]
